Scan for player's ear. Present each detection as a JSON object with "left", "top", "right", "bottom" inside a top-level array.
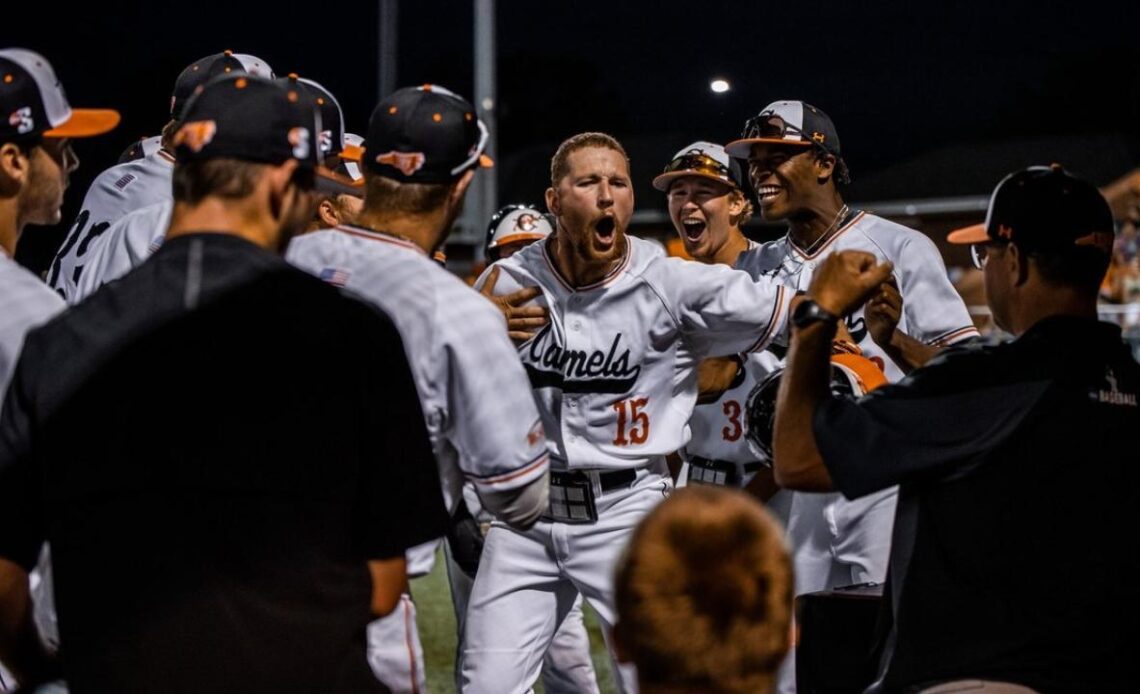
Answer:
[
  {"left": 449, "top": 169, "right": 476, "bottom": 209},
  {"left": 545, "top": 186, "right": 560, "bottom": 217},
  {"left": 815, "top": 152, "right": 836, "bottom": 183},
  {"left": 1008, "top": 241, "right": 1030, "bottom": 287},
  {"left": 0, "top": 141, "right": 31, "bottom": 191},
  {"left": 317, "top": 198, "right": 340, "bottom": 228}
]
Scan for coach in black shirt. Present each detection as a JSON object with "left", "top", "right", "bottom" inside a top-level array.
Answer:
[
  {"left": 0, "top": 75, "right": 446, "bottom": 693},
  {"left": 772, "top": 165, "right": 1136, "bottom": 693}
]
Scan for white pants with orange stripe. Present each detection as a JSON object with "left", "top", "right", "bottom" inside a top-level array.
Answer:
[{"left": 367, "top": 594, "right": 426, "bottom": 694}]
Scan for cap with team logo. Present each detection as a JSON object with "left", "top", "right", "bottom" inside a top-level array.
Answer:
[
  {"left": 725, "top": 100, "right": 842, "bottom": 159},
  {"left": 652, "top": 141, "right": 744, "bottom": 192},
  {"left": 343, "top": 84, "right": 493, "bottom": 184},
  {"left": 0, "top": 48, "right": 120, "bottom": 142},
  {"left": 171, "top": 74, "right": 320, "bottom": 175},
  {"left": 947, "top": 164, "right": 1115, "bottom": 255},
  {"left": 275, "top": 74, "right": 345, "bottom": 161},
  {"left": 485, "top": 204, "right": 553, "bottom": 261},
  {"left": 170, "top": 50, "right": 275, "bottom": 121}
]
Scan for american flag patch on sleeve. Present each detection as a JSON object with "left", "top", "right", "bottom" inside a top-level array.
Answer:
[{"left": 319, "top": 267, "right": 351, "bottom": 287}]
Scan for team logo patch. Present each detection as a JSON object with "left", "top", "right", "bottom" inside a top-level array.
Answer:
[
  {"left": 375, "top": 150, "right": 426, "bottom": 176},
  {"left": 515, "top": 212, "right": 540, "bottom": 232},
  {"left": 173, "top": 120, "right": 217, "bottom": 153},
  {"left": 8, "top": 107, "right": 33, "bottom": 135},
  {"left": 288, "top": 127, "right": 311, "bottom": 159}
]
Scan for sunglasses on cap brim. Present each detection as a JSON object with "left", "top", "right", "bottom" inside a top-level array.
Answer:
[
  {"left": 653, "top": 151, "right": 736, "bottom": 191},
  {"left": 741, "top": 113, "right": 833, "bottom": 154}
]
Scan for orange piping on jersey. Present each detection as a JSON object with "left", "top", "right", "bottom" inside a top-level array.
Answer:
[
  {"left": 787, "top": 210, "right": 867, "bottom": 260},
  {"left": 541, "top": 237, "right": 632, "bottom": 293},
  {"left": 403, "top": 598, "right": 420, "bottom": 694},
  {"left": 928, "top": 325, "right": 980, "bottom": 347},
  {"left": 476, "top": 453, "right": 549, "bottom": 486},
  {"left": 334, "top": 224, "right": 425, "bottom": 255},
  {"left": 746, "top": 284, "right": 788, "bottom": 353}
]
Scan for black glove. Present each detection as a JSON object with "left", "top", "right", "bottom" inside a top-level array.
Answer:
[{"left": 445, "top": 502, "right": 485, "bottom": 579}]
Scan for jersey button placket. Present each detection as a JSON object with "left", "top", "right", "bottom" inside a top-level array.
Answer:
[{"left": 561, "top": 297, "right": 587, "bottom": 466}]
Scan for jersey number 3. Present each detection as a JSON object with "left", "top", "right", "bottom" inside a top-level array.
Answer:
[
  {"left": 722, "top": 400, "right": 743, "bottom": 442},
  {"left": 612, "top": 397, "right": 649, "bottom": 446}
]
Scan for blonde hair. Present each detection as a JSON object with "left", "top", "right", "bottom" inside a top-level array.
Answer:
[
  {"left": 615, "top": 486, "right": 792, "bottom": 693},
  {"left": 550, "top": 132, "right": 629, "bottom": 186}
]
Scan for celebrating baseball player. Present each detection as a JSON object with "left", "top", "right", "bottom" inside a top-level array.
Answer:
[
  {"left": 464, "top": 131, "right": 795, "bottom": 694},
  {"left": 48, "top": 50, "right": 273, "bottom": 303},
  {"left": 286, "top": 85, "right": 551, "bottom": 693},
  {"left": 724, "top": 100, "right": 978, "bottom": 691},
  {"left": 653, "top": 141, "right": 789, "bottom": 516}
]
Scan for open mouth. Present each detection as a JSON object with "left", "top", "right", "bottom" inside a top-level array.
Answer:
[
  {"left": 681, "top": 218, "right": 707, "bottom": 243},
  {"left": 594, "top": 216, "right": 616, "bottom": 245},
  {"left": 756, "top": 185, "right": 782, "bottom": 203}
]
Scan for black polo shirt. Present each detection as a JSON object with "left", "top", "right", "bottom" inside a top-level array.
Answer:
[
  {"left": 0, "top": 233, "right": 447, "bottom": 693},
  {"left": 815, "top": 316, "right": 1138, "bottom": 693}
]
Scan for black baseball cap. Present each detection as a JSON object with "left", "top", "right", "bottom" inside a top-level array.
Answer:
[
  {"left": 725, "top": 100, "right": 842, "bottom": 160},
  {"left": 343, "top": 84, "right": 493, "bottom": 184},
  {"left": 0, "top": 48, "right": 119, "bottom": 143},
  {"left": 947, "top": 164, "right": 1115, "bottom": 255},
  {"left": 275, "top": 74, "right": 345, "bottom": 161},
  {"left": 170, "top": 50, "right": 274, "bottom": 121},
  {"left": 171, "top": 74, "right": 321, "bottom": 174}
]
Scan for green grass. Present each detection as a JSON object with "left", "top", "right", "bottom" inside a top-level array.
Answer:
[{"left": 411, "top": 548, "right": 619, "bottom": 693}]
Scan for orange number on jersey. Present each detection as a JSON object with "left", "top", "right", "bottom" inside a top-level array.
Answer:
[
  {"left": 722, "top": 399, "right": 743, "bottom": 442},
  {"left": 612, "top": 397, "right": 650, "bottom": 446}
]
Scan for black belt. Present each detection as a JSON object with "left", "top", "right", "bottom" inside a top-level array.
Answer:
[
  {"left": 690, "top": 456, "right": 764, "bottom": 473},
  {"left": 598, "top": 468, "right": 636, "bottom": 492}
]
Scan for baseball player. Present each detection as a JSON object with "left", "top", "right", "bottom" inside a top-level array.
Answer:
[
  {"left": 463, "top": 132, "right": 795, "bottom": 694},
  {"left": 653, "top": 141, "right": 789, "bottom": 517},
  {"left": 286, "top": 85, "right": 551, "bottom": 694},
  {"left": 724, "top": 100, "right": 978, "bottom": 691},
  {"left": 68, "top": 75, "right": 359, "bottom": 304},
  {"left": 440, "top": 204, "right": 598, "bottom": 694},
  {"left": 48, "top": 50, "right": 273, "bottom": 303},
  {"left": 0, "top": 48, "right": 118, "bottom": 691}
]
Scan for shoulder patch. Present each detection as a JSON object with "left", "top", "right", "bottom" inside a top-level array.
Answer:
[
  {"left": 318, "top": 267, "right": 351, "bottom": 287},
  {"left": 113, "top": 173, "right": 136, "bottom": 191}
]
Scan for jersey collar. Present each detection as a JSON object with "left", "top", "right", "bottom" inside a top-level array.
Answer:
[
  {"left": 541, "top": 234, "right": 632, "bottom": 292},
  {"left": 335, "top": 224, "right": 426, "bottom": 255}
]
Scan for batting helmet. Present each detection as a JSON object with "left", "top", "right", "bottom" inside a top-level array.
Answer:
[
  {"left": 485, "top": 204, "right": 554, "bottom": 262},
  {"left": 744, "top": 353, "right": 887, "bottom": 464}
]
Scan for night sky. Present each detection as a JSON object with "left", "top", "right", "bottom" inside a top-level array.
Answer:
[{"left": 9, "top": 0, "right": 1138, "bottom": 266}]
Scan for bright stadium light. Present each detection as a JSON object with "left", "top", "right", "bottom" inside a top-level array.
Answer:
[{"left": 710, "top": 78, "right": 730, "bottom": 94}]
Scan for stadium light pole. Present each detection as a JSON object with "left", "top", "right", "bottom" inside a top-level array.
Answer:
[
  {"left": 454, "top": 0, "right": 498, "bottom": 249},
  {"left": 378, "top": 0, "right": 398, "bottom": 99}
]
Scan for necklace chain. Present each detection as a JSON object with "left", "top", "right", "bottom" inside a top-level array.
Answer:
[{"left": 796, "top": 204, "right": 850, "bottom": 257}]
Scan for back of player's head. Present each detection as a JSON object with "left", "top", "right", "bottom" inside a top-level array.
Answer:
[
  {"left": 170, "top": 74, "right": 320, "bottom": 206},
  {"left": 615, "top": 486, "right": 792, "bottom": 693},
  {"left": 550, "top": 132, "right": 628, "bottom": 187},
  {"left": 347, "top": 84, "right": 491, "bottom": 216},
  {"left": 170, "top": 50, "right": 275, "bottom": 122}
]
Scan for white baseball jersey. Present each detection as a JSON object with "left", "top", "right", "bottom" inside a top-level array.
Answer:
[
  {"left": 49, "top": 148, "right": 174, "bottom": 303},
  {"left": 737, "top": 211, "right": 978, "bottom": 380},
  {"left": 476, "top": 234, "right": 793, "bottom": 471},
  {"left": 1, "top": 250, "right": 65, "bottom": 401},
  {"left": 286, "top": 225, "right": 549, "bottom": 518},
  {"left": 72, "top": 200, "right": 172, "bottom": 303}
]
